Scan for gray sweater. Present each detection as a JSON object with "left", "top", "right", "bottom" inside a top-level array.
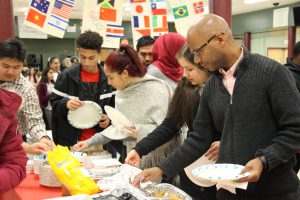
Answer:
[
  {"left": 158, "top": 48, "right": 300, "bottom": 199},
  {"left": 87, "top": 75, "right": 178, "bottom": 168},
  {"left": 147, "top": 65, "right": 177, "bottom": 91}
]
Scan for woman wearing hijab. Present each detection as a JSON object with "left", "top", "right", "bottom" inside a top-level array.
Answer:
[{"left": 147, "top": 33, "right": 186, "bottom": 91}]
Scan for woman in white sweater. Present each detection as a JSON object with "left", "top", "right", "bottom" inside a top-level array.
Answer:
[{"left": 75, "top": 45, "right": 176, "bottom": 168}]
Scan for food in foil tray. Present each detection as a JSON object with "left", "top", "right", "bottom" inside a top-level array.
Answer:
[
  {"left": 144, "top": 183, "right": 192, "bottom": 200},
  {"left": 91, "top": 192, "right": 138, "bottom": 200},
  {"left": 97, "top": 183, "right": 192, "bottom": 200},
  {"left": 153, "top": 192, "right": 181, "bottom": 200}
]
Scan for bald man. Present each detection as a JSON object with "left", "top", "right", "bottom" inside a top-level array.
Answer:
[{"left": 132, "top": 14, "right": 300, "bottom": 199}]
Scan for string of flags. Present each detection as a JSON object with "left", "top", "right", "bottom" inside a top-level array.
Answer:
[
  {"left": 24, "top": 0, "right": 75, "bottom": 38},
  {"left": 22, "top": 0, "right": 208, "bottom": 47}
]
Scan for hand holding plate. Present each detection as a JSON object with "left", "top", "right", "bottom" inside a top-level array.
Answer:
[
  {"left": 235, "top": 158, "right": 262, "bottom": 183},
  {"left": 99, "top": 114, "right": 110, "bottom": 128},
  {"left": 124, "top": 126, "right": 137, "bottom": 138},
  {"left": 67, "top": 98, "right": 83, "bottom": 111},
  {"left": 204, "top": 141, "right": 220, "bottom": 161}
]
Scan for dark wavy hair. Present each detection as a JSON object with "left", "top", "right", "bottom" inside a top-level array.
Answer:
[
  {"left": 39, "top": 67, "right": 55, "bottom": 84},
  {"left": 167, "top": 77, "right": 199, "bottom": 130},
  {"left": 0, "top": 38, "right": 26, "bottom": 62},
  {"left": 294, "top": 41, "right": 300, "bottom": 58},
  {"left": 47, "top": 56, "right": 59, "bottom": 68},
  {"left": 105, "top": 45, "right": 146, "bottom": 77},
  {"left": 76, "top": 30, "right": 103, "bottom": 52},
  {"left": 136, "top": 36, "right": 155, "bottom": 52}
]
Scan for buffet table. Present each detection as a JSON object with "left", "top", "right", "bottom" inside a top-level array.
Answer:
[{"left": 1, "top": 174, "right": 62, "bottom": 200}]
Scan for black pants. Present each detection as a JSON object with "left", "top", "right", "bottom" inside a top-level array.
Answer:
[
  {"left": 103, "top": 140, "right": 127, "bottom": 163},
  {"left": 179, "top": 171, "right": 217, "bottom": 200}
]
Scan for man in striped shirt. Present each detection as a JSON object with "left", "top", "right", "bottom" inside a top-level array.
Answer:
[{"left": 0, "top": 39, "right": 55, "bottom": 154}]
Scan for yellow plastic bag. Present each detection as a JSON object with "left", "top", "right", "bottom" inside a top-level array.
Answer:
[{"left": 48, "top": 145, "right": 99, "bottom": 195}]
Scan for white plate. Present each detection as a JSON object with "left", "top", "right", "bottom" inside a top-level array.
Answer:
[
  {"left": 71, "top": 151, "right": 87, "bottom": 162},
  {"left": 184, "top": 155, "right": 216, "bottom": 187},
  {"left": 102, "top": 125, "right": 130, "bottom": 140},
  {"left": 89, "top": 166, "right": 120, "bottom": 177},
  {"left": 104, "top": 106, "right": 134, "bottom": 127},
  {"left": 68, "top": 101, "right": 102, "bottom": 129},
  {"left": 192, "top": 164, "right": 249, "bottom": 181}
]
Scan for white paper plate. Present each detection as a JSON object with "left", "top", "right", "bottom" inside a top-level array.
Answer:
[
  {"left": 71, "top": 151, "right": 87, "bottom": 162},
  {"left": 89, "top": 166, "right": 120, "bottom": 177},
  {"left": 184, "top": 155, "right": 216, "bottom": 187},
  {"left": 102, "top": 125, "right": 130, "bottom": 140},
  {"left": 104, "top": 106, "right": 134, "bottom": 127},
  {"left": 192, "top": 164, "right": 249, "bottom": 181},
  {"left": 68, "top": 101, "right": 102, "bottom": 129}
]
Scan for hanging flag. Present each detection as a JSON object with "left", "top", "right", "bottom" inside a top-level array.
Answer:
[
  {"left": 106, "top": 24, "right": 124, "bottom": 38},
  {"left": 136, "top": 29, "right": 151, "bottom": 36},
  {"left": 99, "top": 7, "right": 117, "bottom": 22},
  {"left": 152, "top": 15, "right": 167, "bottom": 28},
  {"left": 152, "top": 15, "right": 168, "bottom": 34},
  {"left": 193, "top": 1, "right": 204, "bottom": 14},
  {"left": 151, "top": 3, "right": 167, "bottom": 15},
  {"left": 26, "top": 8, "right": 47, "bottom": 28},
  {"left": 133, "top": 15, "right": 150, "bottom": 28},
  {"left": 47, "top": 14, "right": 69, "bottom": 31},
  {"left": 98, "top": 0, "right": 115, "bottom": 8},
  {"left": 150, "top": 0, "right": 165, "bottom": 2},
  {"left": 172, "top": 5, "right": 189, "bottom": 19},
  {"left": 52, "top": 0, "right": 74, "bottom": 19},
  {"left": 31, "top": 0, "right": 50, "bottom": 14},
  {"left": 130, "top": 0, "right": 146, "bottom": 2}
]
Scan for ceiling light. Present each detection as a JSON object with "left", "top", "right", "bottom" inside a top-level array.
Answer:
[{"left": 244, "top": 0, "right": 267, "bottom": 4}]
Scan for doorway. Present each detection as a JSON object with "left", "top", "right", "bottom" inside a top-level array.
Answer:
[{"left": 267, "top": 48, "right": 288, "bottom": 64}]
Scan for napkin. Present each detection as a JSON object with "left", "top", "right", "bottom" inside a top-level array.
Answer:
[
  {"left": 184, "top": 154, "right": 216, "bottom": 187},
  {"left": 215, "top": 172, "right": 250, "bottom": 194}
]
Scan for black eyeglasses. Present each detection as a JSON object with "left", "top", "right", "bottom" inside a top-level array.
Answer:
[{"left": 192, "top": 34, "right": 222, "bottom": 56}]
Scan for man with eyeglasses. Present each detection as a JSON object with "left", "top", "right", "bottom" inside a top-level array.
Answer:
[
  {"left": 133, "top": 14, "right": 300, "bottom": 200},
  {"left": 136, "top": 36, "right": 155, "bottom": 67}
]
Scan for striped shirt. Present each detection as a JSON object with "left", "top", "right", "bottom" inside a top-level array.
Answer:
[{"left": 0, "top": 75, "right": 47, "bottom": 142}]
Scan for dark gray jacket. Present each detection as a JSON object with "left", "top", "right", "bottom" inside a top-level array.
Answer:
[
  {"left": 285, "top": 57, "right": 300, "bottom": 92},
  {"left": 159, "top": 48, "right": 300, "bottom": 199}
]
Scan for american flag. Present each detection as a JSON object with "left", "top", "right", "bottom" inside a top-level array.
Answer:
[{"left": 52, "top": 0, "right": 74, "bottom": 19}]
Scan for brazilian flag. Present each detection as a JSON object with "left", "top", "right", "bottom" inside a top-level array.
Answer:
[{"left": 172, "top": 5, "right": 189, "bottom": 19}]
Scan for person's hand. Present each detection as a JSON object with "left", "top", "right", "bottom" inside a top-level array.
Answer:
[
  {"left": 73, "top": 141, "right": 89, "bottom": 151},
  {"left": 125, "top": 150, "right": 141, "bottom": 167},
  {"left": 99, "top": 114, "right": 110, "bottom": 128},
  {"left": 124, "top": 126, "right": 137, "bottom": 138},
  {"left": 235, "top": 157, "right": 264, "bottom": 183},
  {"left": 66, "top": 98, "right": 83, "bottom": 111},
  {"left": 23, "top": 142, "right": 49, "bottom": 155},
  {"left": 132, "top": 167, "right": 163, "bottom": 187},
  {"left": 40, "top": 137, "right": 56, "bottom": 151},
  {"left": 204, "top": 141, "right": 220, "bottom": 161}
]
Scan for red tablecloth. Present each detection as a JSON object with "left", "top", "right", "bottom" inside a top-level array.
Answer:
[{"left": 1, "top": 174, "right": 62, "bottom": 200}]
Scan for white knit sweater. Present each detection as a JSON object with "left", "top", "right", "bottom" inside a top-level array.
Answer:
[{"left": 87, "top": 75, "right": 179, "bottom": 168}]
